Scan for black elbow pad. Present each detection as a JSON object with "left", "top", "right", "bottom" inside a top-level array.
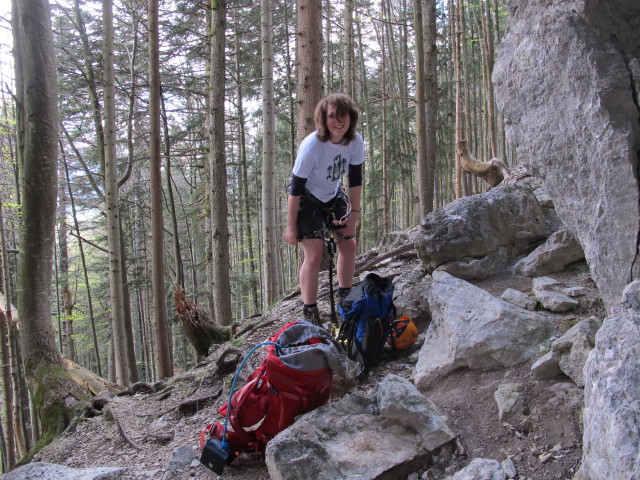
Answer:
[
  {"left": 289, "top": 174, "right": 308, "bottom": 196},
  {"left": 348, "top": 164, "right": 363, "bottom": 187}
]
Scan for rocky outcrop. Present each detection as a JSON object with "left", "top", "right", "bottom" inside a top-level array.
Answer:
[
  {"left": 514, "top": 228, "right": 584, "bottom": 277},
  {"left": 532, "top": 277, "right": 579, "bottom": 312},
  {"left": 493, "top": 0, "right": 640, "bottom": 311},
  {"left": 551, "top": 316, "right": 601, "bottom": 388},
  {"left": 577, "top": 281, "right": 640, "bottom": 480},
  {"left": 415, "top": 184, "right": 553, "bottom": 280},
  {"left": 443, "top": 458, "right": 506, "bottom": 480},
  {"left": 531, "top": 316, "right": 601, "bottom": 387},
  {"left": 392, "top": 267, "right": 432, "bottom": 328},
  {"left": 264, "top": 374, "right": 455, "bottom": 480},
  {"left": 414, "top": 271, "right": 554, "bottom": 389},
  {"left": 0, "top": 462, "right": 126, "bottom": 479}
]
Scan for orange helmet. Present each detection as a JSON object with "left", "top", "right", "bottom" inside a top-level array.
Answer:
[{"left": 388, "top": 315, "right": 418, "bottom": 350}]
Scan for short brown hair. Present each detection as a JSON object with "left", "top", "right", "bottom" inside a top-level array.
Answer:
[{"left": 314, "top": 93, "right": 359, "bottom": 145}]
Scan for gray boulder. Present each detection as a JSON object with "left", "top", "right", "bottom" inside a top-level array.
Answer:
[
  {"left": 531, "top": 351, "right": 562, "bottom": 380},
  {"left": 265, "top": 374, "right": 455, "bottom": 480},
  {"left": 392, "top": 266, "right": 432, "bottom": 328},
  {"left": 444, "top": 458, "right": 506, "bottom": 480},
  {"left": 514, "top": 228, "right": 584, "bottom": 276},
  {"left": 532, "top": 277, "right": 579, "bottom": 312},
  {"left": 415, "top": 184, "right": 553, "bottom": 280},
  {"left": 493, "top": 0, "right": 640, "bottom": 311},
  {"left": 0, "top": 462, "right": 125, "bottom": 480},
  {"left": 163, "top": 445, "right": 198, "bottom": 479},
  {"left": 494, "top": 382, "right": 525, "bottom": 422},
  {"left": 551, "top": 316, "right": 601, "bottom": 387},
  {"left": 501, "top": 288, "right": 537, "bottom": 311},
  {"left": 414, "top": 271, "right": 554, "bottom": 389},
  {"left": 577, "top": 281, "right": 640, "bottom": 480}
]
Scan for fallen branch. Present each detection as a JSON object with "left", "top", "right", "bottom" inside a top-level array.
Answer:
[
  {"left": 236, "top": 318, "right": 278, "bottom": 337},
  {"left": 136, "top": 389, "right": 223, "bottom": 419},
  {"left": 63, "top": 357, "right": 122, "bottom": 396},
  {"left": 457, "top": 139, "right": 510, "bottom": 189},
  {"left": 217, "top": 348, "right": 243, "bottom": 375},
  {"left": 284, "top": 244, "right": 417, "bottom": 301},
  {"left": 353, "top": 244, "right": 416, "bottom": 276},
  {"left": 106, "top": 405, "right": 144, "bottom": 451}
]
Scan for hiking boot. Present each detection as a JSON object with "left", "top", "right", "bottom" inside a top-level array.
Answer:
[
  {"left": 303, "top": 305, "right": 321, "bottom": 326},
  {"left": 336, "top": 287, "right": 351, "bottom": 308}
]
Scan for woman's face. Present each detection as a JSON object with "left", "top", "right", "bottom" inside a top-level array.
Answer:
[{"left": 326, "top": 103, "right": 350, "bottom": 143}]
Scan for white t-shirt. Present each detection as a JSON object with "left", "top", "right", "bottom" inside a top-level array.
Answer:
[{"left": 292, "top": 131, "right": 365, "bottom": 203}]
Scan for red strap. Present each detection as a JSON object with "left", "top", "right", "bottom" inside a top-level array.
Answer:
[{"left": 199, "top": 424, "right": 214, "bottom": 449}]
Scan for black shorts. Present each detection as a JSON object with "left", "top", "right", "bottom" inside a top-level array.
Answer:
[{"left": 297, "top": 190, "right": 349, "bottom": 240}]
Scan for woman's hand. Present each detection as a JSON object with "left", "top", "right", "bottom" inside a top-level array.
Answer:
[
  {"left": 283, "top": 224, "right": 299, "bottom": 245},
  {"left": 334, "top": 212, "right": 359, "bottom": 240}
]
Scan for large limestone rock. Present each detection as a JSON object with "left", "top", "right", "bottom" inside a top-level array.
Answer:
[
  {"left": 415, "top": 184, "right": 553, "bottom": 280},
  {"left": 0, "top": 462, "right": 125, "bottom": 480},
  {"left": 532, "top": 276, "right": 579, "bottom": 313},
  {"left": 265, "top": 374, "right": 455, "bottom": 480},
  {"left": 493, "top": 0, "right": 640, "bottom": 310},
  {"left": 514, "top": 228, "right": 584, "bottom": 276},
  {"left": 392, "top": 266, "right": 432, "bottom": 328},
  {"left": 577, "top": 281, "right": 640, "bottom": 480},
  {"left": 414, "top": 271, "right": 554, "bottom": 389},
  {"left": 551, "top": 316, "right": 601, "bottom": 387},
  {"left": 444, "top": 458, "right": 506, "bottom": 480}
]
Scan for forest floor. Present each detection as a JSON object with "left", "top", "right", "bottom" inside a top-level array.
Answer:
[{"left": 31, "top": 252, "right": 606, "bottom": 480}]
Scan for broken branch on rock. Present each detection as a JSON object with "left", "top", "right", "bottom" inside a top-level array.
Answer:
[{"left": 457, "top": 139, "right": 510, "bottom": 189}]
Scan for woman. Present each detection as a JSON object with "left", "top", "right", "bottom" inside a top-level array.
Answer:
[{"left": 283, "top": 93, "right": 364, "bottom": 325}]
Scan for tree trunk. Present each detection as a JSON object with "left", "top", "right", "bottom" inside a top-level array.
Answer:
[
  {"left": 102, "top": 0, "right": 130, "bottom": 386},
  {"left": 261, "top": 0, "right": 282, "bottom": 309},
  {"left": 414, "top": 0, "right": 428, "bottom": 219},
  {"left": 13, "top": 0, "right": 87, "bottom": 454},
  {"left": 343, "top": 0, "right": 355, "bottom": 100},
  {"left": 296, "top": 0, "right": 323, "bottom": 143},
  {"left": 233, "top": 19, "right": 259, "bottom": 314},
  {"left": 0, "top": 231, "right": 15, "bottom": 468},
  {"left": 0, "top": 200, "right": 31, "bottom": 460},
  {"left": 73, "top": 0, "right": 106, "bottom": 180},
  {"left": 63, "top": 162, "right": 102, "bottom": 377},
  {"left": 424, "top": 0, "right": 439, "bottom": 213},
  {"left": 380, "top": 4, "right": 389, "bottom": 234},
  {"left": 453, "top": 0, "right": 463, "bottom": 199},
  {"left": 209, "top": 0, "right": 233, "bottom": 326},
  {"left": 57, "top": 165, "right": 75, "bottom": 362},
  {"left": 148, "top": 0, "right": 173, "bottom": 379}
]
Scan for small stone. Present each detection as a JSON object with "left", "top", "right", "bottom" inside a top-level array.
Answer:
[
  {"left": 539, "top": 452, "right": 553, "bottom": 463},
  {"left": 501, "top": 457, "right": 517, "bottom": 478}
]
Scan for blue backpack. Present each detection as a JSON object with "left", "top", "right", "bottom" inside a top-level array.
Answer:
[{"left": 338, "top": 273, "right": 396, "bottom": 380}]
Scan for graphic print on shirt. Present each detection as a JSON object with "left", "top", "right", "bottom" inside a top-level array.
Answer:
[{"left": 327, "top": 154, "right": 347, "bottom": 182}]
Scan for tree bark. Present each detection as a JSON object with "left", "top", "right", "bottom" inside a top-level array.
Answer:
[
  {"left": 148, "top": 0, "right": 173, "bottom": 379},
  {"left": 296, "top": 0, "right": 323, "bottom": 144},
  {"left": 422, "top": 0, "right": 437, "bottom": 205},
  {"left": 453, "top": 0, "right": 463, "bottom": 199},
  {"left": 343, "top": 0, "right": 355, "bottom": 100},
  {"left": 209, "top": 0, "right": 233, "bottom": 326},
  {"left": 102, "top": 0, "right": 130, "bottom": 386},
  {"left": 261, "top": 0, "right": 282, "bottom": 309},
  {"left": 13, "top": 0, "right": 87, "bottom": 454},
  {"left": 63, "top": 161, "right": 102, "bottom": 377},
  {"left": 414, "top": 0, "right": 428, "bottom": 219},
  {"left": 0, "top": 245, "right": 15, "bottom": 468}
]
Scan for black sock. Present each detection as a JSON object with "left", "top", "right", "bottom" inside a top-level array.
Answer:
[
  {"left": 337, "top": 287, "right": 351, "bottom": 296},
  {"left": 303, "top": 303, "right": 318, "bottom": 313}
]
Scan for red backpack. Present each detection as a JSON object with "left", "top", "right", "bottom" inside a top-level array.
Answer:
[{"left": 199, "top": 321, "right": 343, "bottom": 454}]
